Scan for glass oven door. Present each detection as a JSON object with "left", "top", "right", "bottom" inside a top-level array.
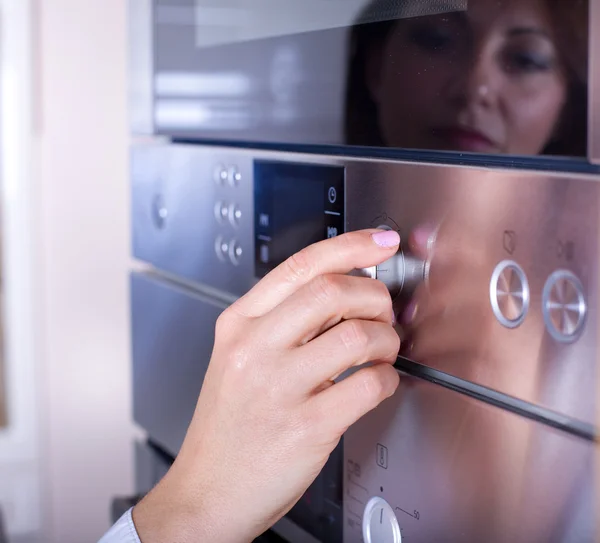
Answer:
[{"left": 149, "top": 0, "right": 595, "bottom": 168}]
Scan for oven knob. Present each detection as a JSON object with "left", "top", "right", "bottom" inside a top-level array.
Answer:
[
  {"left": 353, "top": 252, "right": 426, "bottom": 300},
  {"left": 362, "top": 496, "right": 402, "bottom": 543},
  {"left": 378, "top": 253, "right": 427, "bottom": 300},
  {"left": 351, "top": 228, "right": 426, "bottom": 298}
]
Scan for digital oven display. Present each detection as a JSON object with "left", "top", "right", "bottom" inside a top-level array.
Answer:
[{"left": 254, "top": 161, "right": 345, "bottom": 278}]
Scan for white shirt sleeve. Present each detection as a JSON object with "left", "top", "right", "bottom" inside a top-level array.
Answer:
[{"left": 98, "top": 508, "right": 142, "bottom": 543}]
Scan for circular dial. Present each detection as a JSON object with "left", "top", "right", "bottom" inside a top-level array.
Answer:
[
  {"left": 353, "top": 226, "right": 426, "bottom": 299},
  {"left": 363, "top": 496, "right": 402, "bottom": 543}
]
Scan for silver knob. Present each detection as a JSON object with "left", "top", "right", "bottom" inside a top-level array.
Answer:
[
  {"left": 362, "top": 496, "right": 402, "bottom": 543},
  {"left": 352, "top": 235, "right": 427, "bottom": 299}
]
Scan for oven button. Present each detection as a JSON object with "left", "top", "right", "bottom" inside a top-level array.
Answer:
[
  {"left": 215, "top": 236, "right": 229, "bottom": 262},
  {"left": 151, "top": 194, "right": 168, "bottom": 229},
  {"left": 215, "top": 165, "right": 228, "bottom": 185},
  {"left": 490, "top": 260, "right": 529, "bottom": 329},
  {"left": 363, "top": 496, "right": 402, "bottom": 543},
  {"left": 228, "top": 166, "right": 242, "bottom": 187},
  {"left": 542, "top": 270, "right": 586, "bottom": 343},
  {"left": 229, "top": 203, "right": 242, "bottom": 227},
  {"left": 215, "top": 201, "right": 229, "bottom": 224},
  {"left": 229, "top": 240, "right": 243, "bottom": 265}
]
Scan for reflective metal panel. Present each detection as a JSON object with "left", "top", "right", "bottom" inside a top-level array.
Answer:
[
  {"left": 131, "top": 271, "right": 227, "bottom": 456},
  {"left": 132, "top": 143, "right": 599, "bottom": 426},
  {"left": 343, "top": 379, "right": 596, "bottom": 542}
]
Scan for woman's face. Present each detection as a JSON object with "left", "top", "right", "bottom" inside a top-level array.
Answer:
[{"left": 368, "top": 0, "right": 568, "bottom": 155}]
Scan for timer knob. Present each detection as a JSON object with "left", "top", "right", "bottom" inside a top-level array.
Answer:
[{"left": 352, "top": 226, "right": 427, "bottom": 299}]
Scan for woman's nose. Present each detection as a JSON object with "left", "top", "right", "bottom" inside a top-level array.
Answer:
[{"left": 445, "top": 52, "right": 499, "bottom": 110}]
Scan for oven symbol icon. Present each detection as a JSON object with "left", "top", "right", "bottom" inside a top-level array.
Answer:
[
  {"left": 328, "top": 187, "right": 337, "bottom": 204},
  {"left": 503, "top": 230, "right": 517, "bottom": 255},
  {"left": 376, "top": 444, "right": 388, "bottom": 469}
]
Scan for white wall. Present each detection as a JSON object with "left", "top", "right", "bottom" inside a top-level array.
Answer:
[
  {"left": 36, "top": 0, "right": 135, "bottom": 541},
  {"left": 0, "top": 0, "right": 42, "bottom": 539}
]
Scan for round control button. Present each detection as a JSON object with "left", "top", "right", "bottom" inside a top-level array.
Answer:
[
  {"left": 228, "top": 166, "right": 242, "bottom": 187},
  {"left": 363, "top": 496, "right": 402, "bottom": 543},
  {"left": 542, "top": 270, "right": 586, "bottom": 343},
  {"left": 229, "top": 240, "right": 243, "bottom": 266},
  {"left": 490, "top": 260, "right": 530, "bottom": 329},
  {"left": 215, "top": 237, "right": 229, "bottom": 262},
  {"left": 152, "top": 194, "right": 168, "bottom": 229},
  {"left": 229, "top": 204, "right": 242, "bottom": 227},
  {"left": 214, "top": 165, "right": 228, "bottom": 185},
  {"left": 215, "top": 201, "right": 229, "bottom": 224}
]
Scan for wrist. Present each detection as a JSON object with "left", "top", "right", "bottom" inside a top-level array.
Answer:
[{"left": 132, "top": 468, "right": 243, "bottom": 543}]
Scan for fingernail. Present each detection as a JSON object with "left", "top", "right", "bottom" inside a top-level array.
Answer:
[
  {"left": 413, "top": 225, "right": 437, "bottom": 253},
  {"left": 372, "top": 230, "right": 400, "bottom": 248},
  {"left": 391, "top": 312, "right": 397, "bottom": 327},
  {"left": 403, "top": 300, "right": 418, "bottom": 325}
]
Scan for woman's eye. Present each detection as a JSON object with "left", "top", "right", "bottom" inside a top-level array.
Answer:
[
  {"left": 504, "top": 51, "right": 553, "bottom": 74},
  {"left": 409, "top": 25, "right": 454, "bottom": 52}
]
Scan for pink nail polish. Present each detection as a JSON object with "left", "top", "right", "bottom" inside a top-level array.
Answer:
[{"left": 372, "top": 230, "right": 400, "bottom": 248}]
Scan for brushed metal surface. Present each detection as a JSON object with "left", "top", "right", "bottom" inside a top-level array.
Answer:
[
  {"left": 131, "top": 271, "right": 228, "bottom": 456},
  {"left": 132, "top": 143, "right": 599, "bottom": 426},
  {"left": 131, "top": 145, "right": 257, "bottom": 299},
  {"left": 343, "top": 379, "right": 595, "bottom": 542}
]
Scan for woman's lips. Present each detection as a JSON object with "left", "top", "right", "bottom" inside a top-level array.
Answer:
[{"left": 432, "top": 126, "right": 498, "bottom": 153}]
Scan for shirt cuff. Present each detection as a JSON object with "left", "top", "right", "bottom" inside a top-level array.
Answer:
[{"left": 98, "top": 508, "right": 142, "bottom": 543}]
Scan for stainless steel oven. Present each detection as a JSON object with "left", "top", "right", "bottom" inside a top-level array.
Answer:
[{"left": 127, "top": 1, "right": 599, "bottom": 541}]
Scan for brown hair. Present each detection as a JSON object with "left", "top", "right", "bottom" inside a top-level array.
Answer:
[{"left": 344, "top": 0, "right": 589, "bottom": 157}]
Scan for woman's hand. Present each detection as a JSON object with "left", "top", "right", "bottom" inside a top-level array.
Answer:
[{"left": 133, "top": 229, "right": 402, "bottom": 543}]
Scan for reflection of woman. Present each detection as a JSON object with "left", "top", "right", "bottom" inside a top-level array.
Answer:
[
  {"left": 344, "top": 2, "right": 592, "bottom": 541},
  {"left": 346, "top": 0, "right": 588, "bottom": 157}
]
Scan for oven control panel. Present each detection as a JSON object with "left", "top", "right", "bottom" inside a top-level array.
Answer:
[{"left": 131, "top": 142, "right": 598, "bottom": 542}]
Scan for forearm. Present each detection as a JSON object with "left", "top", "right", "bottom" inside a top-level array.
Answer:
[{"left": 131, "top": 465, "right": 252, "bottom": 543}]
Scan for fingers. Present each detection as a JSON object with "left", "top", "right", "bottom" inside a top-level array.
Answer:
[
  {"left": 288, "top": 319, "right": 400, "bottom": 391},
  {"left": 258, "top": 274, "right": 394, "bottom": 348},
  {"left": 231, "top": 229, "right": 400, "bottom": 319},
  {"left": 310, "top": 363, "right": 400, "bottom": 436}
]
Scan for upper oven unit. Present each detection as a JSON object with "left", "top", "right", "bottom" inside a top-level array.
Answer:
[{"left": 129, "top": 0, "right": 600, "bottom": 166}]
